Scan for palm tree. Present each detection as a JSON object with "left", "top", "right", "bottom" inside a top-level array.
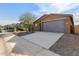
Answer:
[{"left": 19, "top": 12, "right": 37, "bottom": 32}]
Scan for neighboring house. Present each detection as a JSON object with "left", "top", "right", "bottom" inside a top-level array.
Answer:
[{"left": 33, "top": 14, "right": 74, "bottom": 33}]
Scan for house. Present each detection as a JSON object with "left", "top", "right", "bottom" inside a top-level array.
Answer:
[{"left": 33, "top": 14, "right": 74, "bottom": 33}]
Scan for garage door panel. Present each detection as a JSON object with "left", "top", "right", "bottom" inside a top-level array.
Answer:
[{"left": 43, "top": 20, "right": 65, "bottom": 33}]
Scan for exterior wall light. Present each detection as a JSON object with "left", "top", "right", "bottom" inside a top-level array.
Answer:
[{"left": 35, "top": 24, "right": 37, "bottom": 27}]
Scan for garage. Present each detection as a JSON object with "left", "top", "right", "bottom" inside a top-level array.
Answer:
[
  {"left": 34, "top": 14, "right": 74, "bottom": 33},
  {"left": 43, "top": 19, "right": 65, "bottom": 33}
]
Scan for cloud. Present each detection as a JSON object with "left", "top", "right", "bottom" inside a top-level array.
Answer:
[
  {"left": 35, "top": 3, "right": 57, "bottom": 13},
  {"left": 51, "top": 3, "right": 74, "bottom": 12},
  {"left": 34, "top": 3, "right": 79, "bottom": 25},
  {"left": 35, "top": 3, "right": 79, "bottom": 14}
]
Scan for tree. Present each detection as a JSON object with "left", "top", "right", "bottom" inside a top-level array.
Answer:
[
  {"left": 4, "top": 23, "right": 17, "bottom": 32},
  {"left": 11, "top": 23, "right": 17, "bottom": 32},
  {"left": 19, "top": 12, "right": 37, "bottom": 32}
]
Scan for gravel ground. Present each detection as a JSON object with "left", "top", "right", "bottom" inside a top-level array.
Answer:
[{"left": 49, "top": 34, "right": 79, "bottom": 56}]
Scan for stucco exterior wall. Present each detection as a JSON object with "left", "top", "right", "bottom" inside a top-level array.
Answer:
[{"left": 34, "top": 14, "right": 74, "bottom": 33}]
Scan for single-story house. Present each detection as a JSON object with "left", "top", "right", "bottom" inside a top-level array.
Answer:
[{"left": 33, "top": 14, "right": 74, "bottom": 33}]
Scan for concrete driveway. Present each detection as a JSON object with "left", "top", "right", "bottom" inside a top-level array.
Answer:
[
  {"left": 3, "top": 32, "right": 63, "bottom": 56},
  {"left": 21, "top": 32, "right": 64, "bottom": 49}
]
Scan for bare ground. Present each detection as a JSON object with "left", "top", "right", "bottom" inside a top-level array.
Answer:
[
  {"left": 49, "top": 34, "right": 79, "bottom": 56},
  {"left": 0, "top": 38, "right": 10, "bottom": 55}
]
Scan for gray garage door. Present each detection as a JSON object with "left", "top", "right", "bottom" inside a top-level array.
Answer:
[{"left": 43, "top": 20, "right": 65, "bottom": 33}]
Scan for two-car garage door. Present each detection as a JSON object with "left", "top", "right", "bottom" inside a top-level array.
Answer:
[{"left": 43, "top": 19, "right": 65, "bottom": 33}]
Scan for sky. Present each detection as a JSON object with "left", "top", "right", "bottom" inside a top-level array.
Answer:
[{"left": 0, "top": 3, "right": 79, "bottom": 25}]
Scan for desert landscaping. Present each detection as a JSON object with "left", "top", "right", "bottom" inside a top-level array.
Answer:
[{"left": 0, "top": 3, "right": 79, "bottom": 56}]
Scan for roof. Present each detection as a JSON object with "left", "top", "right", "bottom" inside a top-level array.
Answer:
[
  {"left": 34, "top": 14, "right": 48, "bottom": 23},
  {"left": 34, "top": 13, "right": 74, "bottom": 24}
]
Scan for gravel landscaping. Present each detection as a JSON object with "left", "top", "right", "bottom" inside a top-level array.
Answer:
[{"left": 49, "top": 34, "right": 79, "bottom": 56}]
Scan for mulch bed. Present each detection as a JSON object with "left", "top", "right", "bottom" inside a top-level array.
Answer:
[{"left": 49, "top": 34, "right": 79, "bottom": 56}]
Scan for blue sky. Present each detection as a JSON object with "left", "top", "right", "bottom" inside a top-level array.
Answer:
[
  {"left": 0, "top": 3, "right": 40, "bottom": 25},
  {"left": 0, "top": 3, "right": 79, "bottom": 25}
]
